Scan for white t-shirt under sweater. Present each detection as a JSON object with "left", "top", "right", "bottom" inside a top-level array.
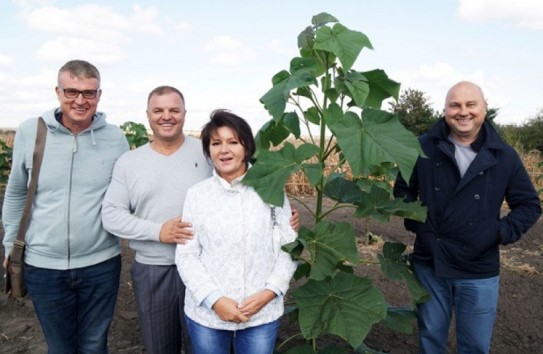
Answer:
[
  {"left": 102, "top": 136, "right": 212, "bottom": 265},
  {"left": 449, "top": 135, "right": 477, "bottom": 178}
]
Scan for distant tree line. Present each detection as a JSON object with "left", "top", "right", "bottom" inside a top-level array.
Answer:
[{"left": 389, "top": 88, "right": 543, "bottom": 153}]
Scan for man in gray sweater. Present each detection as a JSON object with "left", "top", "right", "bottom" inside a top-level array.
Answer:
[
  {"left": 102, "top": 86, "right": 208, "bottom": 354},
  {"left": 103, "top": 86, "right": 300, "bottom": 354}
]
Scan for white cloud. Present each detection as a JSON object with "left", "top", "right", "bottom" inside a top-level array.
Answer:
[
  {"left": 0, "top": 54, "right": 14, "bottom": 67},
  {"left": 0, "top": 68, "right": 58, "bottom": 128},
  {"left": 12, "top": 0, "right": 54, "bottom": 11},
  {"left": 36, "top": 37, "right": 126, "bottom": 64},
  {"left": 23, "top": 5, "right": 130, "bottom": 42},
  {"left": 393, "top": 62, "right": 506, "bottom": 112},
  {"left": 458, "top": 0, "right": 543, "bottom": 29},
  {"left": 265, "top": 39, "right": 285, "bottom": 53},
  {"left": 22, "top": 3, "right": 165, "bottom": 37},
  {"left": 128, "top": 4, "right": 163, "bottom": 35},
  {"left": 17, "top": 3, "right": 164, "bottom": 65},
  {"left": 204, "top": 35, "right": 255, "bottom": 65},
  {"left": 173, "top": 22, "right": 191, "bottom": 34},
  {"left": 205, "top": 35, "right": 244, "bottom": 51}
]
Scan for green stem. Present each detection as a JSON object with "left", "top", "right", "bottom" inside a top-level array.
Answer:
[
  {"left": 320, "top": 203, "right": 356, "bottom": 219},
  {"left": 289, "top": 195, "right": 317, "bottom": 220},
  {"left": 276, "top": 333, "right": 304, "bottom": 350}
]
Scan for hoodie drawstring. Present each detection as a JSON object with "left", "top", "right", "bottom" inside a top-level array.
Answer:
[{"left": 90, "top": 128, "right": 96, "bottom": 146}]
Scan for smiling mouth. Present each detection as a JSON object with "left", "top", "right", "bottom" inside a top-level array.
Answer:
[{"left": 455, "top": 117, "right": 473, "bottom": 122}]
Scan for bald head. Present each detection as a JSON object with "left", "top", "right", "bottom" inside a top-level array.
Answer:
[
  {"left": 445, "top": 81, "right": 486, "bottom": 110},
  {"left": 443, "top": 81, "right": 488, "bottom": 144}
]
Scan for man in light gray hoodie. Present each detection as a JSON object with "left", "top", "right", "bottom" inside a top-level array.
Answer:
[{"left": 2, "top": 59, "right": 129, "bottom": 353}]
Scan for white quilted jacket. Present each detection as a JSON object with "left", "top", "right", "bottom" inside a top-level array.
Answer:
[{"left": 175, "top": 171, "right": 298, "bottom": 330}]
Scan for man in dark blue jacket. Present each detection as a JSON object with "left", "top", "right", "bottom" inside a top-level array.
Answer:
[{"left": 394, "top": 81, "right": 541, "bottom": 354}]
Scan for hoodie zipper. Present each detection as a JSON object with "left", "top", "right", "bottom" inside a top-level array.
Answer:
[{"left": 66, "top": 134, "right": 78, "bottom": 268}]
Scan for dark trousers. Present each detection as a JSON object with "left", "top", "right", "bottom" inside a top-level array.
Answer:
[{"left": 131, "top": 260, "right": 192, "bottom": 354}]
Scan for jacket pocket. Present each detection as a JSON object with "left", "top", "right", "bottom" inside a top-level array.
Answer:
[{"left": 456, "top": 218, "right": 500, "bottom": 262}]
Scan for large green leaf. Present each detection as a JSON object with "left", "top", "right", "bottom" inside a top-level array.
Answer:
[
  {"left": 298, "top": 221, "right": 359, "bottom": 280},
  {"left": 298, "top": 26, "right": 315, "bottom": 53},
  {"left": 314, "top": 23, "right": 373, "bottom": 71},
  {"left": 323, "top": 176, "right": 362, "bottom": 204},
  {"left": 284, "top": 344, "right": 351, "bottom": 354},
  {"left": 343, "top": 75, "right": 370, "bottom": 108},
  {"left": 304, "top": 106, "right": 321, "bottom": 125},
  {"left": 283, "top": 112, "right": 301, "bottom": 139},
  {"left": 311, "top": 12, "right": 339, "bottom": 27},
  {"left": 355, "top": 343, "right": 388, "bottom": 354},
  {"left": 320, "top": 346, "right": 350, "bottom": 354},
  {"left": 382, "top": 198, "right": 427, "bottom": 221},
  {"left": 295, "top": 143, "right": 320, "bottom": 164},
  {"left": 260, "top": 71, "right": 290, "bottom": 122},
  {"left": 324, "top": 87, "right": 340, "bottom": 103},
  {"left": 353, "top": 187, "right": 427, "bottom": 223},
  {"left": 243, "top": 143, "right": 318, "bottom": 206},
  {"left": 291, "top": 56, "right": 324, "bottom": 78},
  {"left": 260, "top": 69, "right": 316, "bottom": 122},
  {"left": 254, "top": 119, "right": 291, "bottom": 151},
  {"left": 284, "top": 344, "right": 315, "bottom": 354},
  {"left": 380, "top": 306, "right": 417, "bottom": 334},
  {"left": 378, "top": 242, "right": 430, "bottom": 304},
  {"left": 323, "top": 102, "right": 344, "bottom": 126},
  {"left": 293, "top": 272, "right": 387, "bottom": 348},
  {"left": 303, "top": 163, "right": 323, "bottom": 187},
  {"left": 329, "top": 108, "right": 422, "bottom": 182},
  {"left": 354, "top": 186, "right": 395, "bottom": 222},
  {"left": 361, "top": 69, "right": 401, "bottom": 108}
]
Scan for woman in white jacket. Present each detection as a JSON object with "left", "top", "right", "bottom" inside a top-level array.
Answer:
[{"left": 175, "top": 110, "right": 297, "bottom": 354}]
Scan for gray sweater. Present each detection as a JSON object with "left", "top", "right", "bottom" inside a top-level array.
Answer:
[{"left": 101, "top": 137, "right": 212, "bottom": 265}]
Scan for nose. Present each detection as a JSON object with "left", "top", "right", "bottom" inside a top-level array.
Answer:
[
  {"left": 459, "top": 105, "right": 469, "bottom": 116},
  {"left": 219, "top": 143, "right": 229, "bottom": 153},
  {"left": 74, "top": 92, "right": 86, "bottom": 104}
]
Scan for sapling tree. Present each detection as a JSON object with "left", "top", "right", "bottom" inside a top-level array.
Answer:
[
  {"left": 120, "top": 121, "right": 149, "bottom": 149},
  {"left": 242, "top": 13, "right": 429, "bottom": 353}
]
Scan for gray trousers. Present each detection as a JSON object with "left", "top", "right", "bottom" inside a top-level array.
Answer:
[{"left": 131, "top": 260, "right": 192, "bottom": 354}]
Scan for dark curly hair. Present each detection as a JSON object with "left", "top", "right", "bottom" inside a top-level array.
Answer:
[{"left": 201, "top": 109, "right": 255, "bottom": 165}]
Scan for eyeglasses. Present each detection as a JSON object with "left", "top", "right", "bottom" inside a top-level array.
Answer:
[{"left": 61, "top": 87, "right": 100, "bottom": 99}]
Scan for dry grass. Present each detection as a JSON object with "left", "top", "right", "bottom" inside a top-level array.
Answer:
[
  {"left": 500, "top": 253, "right": 539, "bottom": 276},
  {"left": 0, "top": 130, "right": 14, "bottom": 147},
  {"left": 278, "top": 137, "right": 354, "bottom": 196}
]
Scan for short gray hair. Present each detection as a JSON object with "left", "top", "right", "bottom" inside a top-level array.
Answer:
[{"left": 58, "top": 60, "right": 101, "bottom": 87}]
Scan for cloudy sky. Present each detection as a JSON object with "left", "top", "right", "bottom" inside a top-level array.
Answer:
[{"left": 1, "top": 0, "right": 542, "bottom": 131}]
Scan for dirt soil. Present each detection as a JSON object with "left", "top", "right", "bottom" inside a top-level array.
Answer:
[{"left": 1, "top": 196, "right": 542, "bottom": 353}]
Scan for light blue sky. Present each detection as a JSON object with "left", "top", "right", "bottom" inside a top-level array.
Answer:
[{"left": 1, "top": 0, "right": 542, "bottom": 131}]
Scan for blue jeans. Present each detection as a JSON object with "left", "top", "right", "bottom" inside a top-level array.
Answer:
[
  {"left": 413, "top": 262, "right": 499, "bottom": 354},
  {"left": 186, "top": 316, "right": 279, "bottom": 354},
  {"left": 25, "top": 255, "right": 121, "bottom": 354}
]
